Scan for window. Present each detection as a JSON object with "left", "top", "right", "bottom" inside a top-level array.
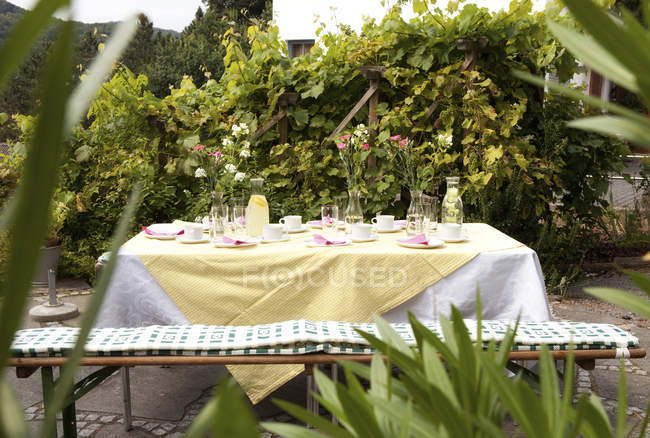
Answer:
[{"left": 287, "top": 40, "right": 314, "bottom": 58}]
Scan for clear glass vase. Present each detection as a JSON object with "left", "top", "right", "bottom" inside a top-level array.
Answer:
[
  {"left": 209, "top": 191, "right": 226, "bottom": 239},
  {"left": 344, "top": 189, "right": 363, "bottom": 234},
  {"left": 441, "top": 176, "right": 463, "bottom": 226},
  {"left": 406, "top": 189, "right": 425, "bottom": 236}
]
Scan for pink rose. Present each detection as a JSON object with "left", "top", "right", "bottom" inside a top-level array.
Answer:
[
  {"left": 193, "top": 144, "right": 205, "bottom": 151},
  {"left": 399, "top": 137, "right": 409, "bottom": 148},
  {"left": 362, "top": 143, "right": 370, "bottom": 149},
  {"left": 389, "top": 135, "right": 401, "bottom": 141},
  {"left": 337, "top": 143, "right": 347, "bottom": 150},
  {"left": 340, "top": 134, "right": 352, "bottom": 140}
]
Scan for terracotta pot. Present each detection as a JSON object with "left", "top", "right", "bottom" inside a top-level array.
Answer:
[{"left": 32, "top": 245, "right": 61, "bottom": 287}]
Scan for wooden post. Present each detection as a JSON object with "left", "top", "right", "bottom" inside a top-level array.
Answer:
[
  {"left": 251, "top": 92, "right": 299, "bottom": 142},
  {"left": 359, "top": 66, "right": 385, "bottom": 169}
]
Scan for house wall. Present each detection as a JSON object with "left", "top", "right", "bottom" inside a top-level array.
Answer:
[{"left": 273, "top": 0, "right": 549, "bottom": 42}]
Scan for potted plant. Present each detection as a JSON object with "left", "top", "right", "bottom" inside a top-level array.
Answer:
[{"left": 32, "top": 191, "right": 72, "bottom": 287}]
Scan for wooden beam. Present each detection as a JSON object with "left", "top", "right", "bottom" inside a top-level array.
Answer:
[
  {"left": 328, "top": 83, "right": 378, "bottom": 141},
  {"left": 251, "top": 108, "right": 286, "bottom": 140}
]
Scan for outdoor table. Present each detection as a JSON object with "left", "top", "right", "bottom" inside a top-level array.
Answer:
[{"left": 97, "top": 223, "right": 550, "bottom": 402}]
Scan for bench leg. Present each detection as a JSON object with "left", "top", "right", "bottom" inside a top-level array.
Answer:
[
  {"left": 331, "top": 364, "right": 339, "bottom": 425},
  {"left": 62, "top": 398, "right": 78, "bottom": 438},
  {"left": 41, "top": 367, "right": 56, "bottom": 438},
  {"left": 121, "top": 367, "right": 133, "bottom": 431},
  {"left": 305, "top": 364, "right": 320, "bottom": 416}
]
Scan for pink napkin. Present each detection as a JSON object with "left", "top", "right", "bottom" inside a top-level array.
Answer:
[
  {"left": 395, "top": 220, "right": 407, "bottom": 227},
  {"left": 222, "top": 236, "right": 255, "bottom": 245},
  {"left": 398, "top": 234, "right": 428, "bottom": 245},
  {"left": 142, "top": 226, "right": 183, "bottom": 237},
  {"left": 312, "top": 234, "right": 347, "bottom": 246}
]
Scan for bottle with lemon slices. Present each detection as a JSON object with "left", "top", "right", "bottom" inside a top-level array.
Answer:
[{"left": 247, "top": 177, "right": 269, "bottom": 237}]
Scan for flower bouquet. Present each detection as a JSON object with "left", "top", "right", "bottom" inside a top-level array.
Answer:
[{"left": 335, "top": 124, "right": 371, "bottom": 227}]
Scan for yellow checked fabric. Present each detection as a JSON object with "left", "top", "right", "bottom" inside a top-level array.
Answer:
[{"left": 123, "top": 223, "right": 523, "bottom": 403}]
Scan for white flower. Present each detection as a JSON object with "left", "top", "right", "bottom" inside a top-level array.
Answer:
[
  {"left": 240, "top": 123, "right": 249, "bottom": 135},
  {"left": 234, "top": 172, "right": 246, "bottom": 182},
  {"left": 240, "top": 149, "right": 251, "bottom": 158},
  {"left": 183, "top": 189, "right": 191, "bottom": 196},
  {"left": 231, "top": 125, "right": 241, "bottom": 135},
  {"left": 242, "top": 140, "right": 250, "bottom": 148},
  {"left": 225, "top": 163, "right": 236, "bottom": 174},
  {"left": 438, "top": 133, "right": 453, "bottom": 147},
  {"left": 222, "top": 137, "right": 233, "bottom": 147},
  {"left": 194, "top": 167, "right": 207, "bottom": 178}
]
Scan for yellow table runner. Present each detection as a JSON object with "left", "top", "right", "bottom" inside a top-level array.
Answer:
[{"left": 123, "top": 223, "right": 523, "bottom": 403}]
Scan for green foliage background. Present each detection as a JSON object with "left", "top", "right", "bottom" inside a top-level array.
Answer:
[{"left": 0, "top": 0, "right": 630, "bottom": 285}]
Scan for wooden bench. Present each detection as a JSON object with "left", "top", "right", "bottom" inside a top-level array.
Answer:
[{"left": 8, "top": 320, "right": 645, "bottom": 438}]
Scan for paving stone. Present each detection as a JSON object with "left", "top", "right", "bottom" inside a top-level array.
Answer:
[
  {"left": 99, "top": 415, "right": 116, "bottom": 423},
  {"left": 78, "top": 428, "right": 95, "bottom": 437},
  {"left": 131, "top": 420, "right": 146, "bottom": 427},
  {"left": 35, "top": 414, "right": 44, "bottom": 420},
  {"left": 160, "top": 422, "right": 175, "bottom": 432},
  {"left": 142, "top": 422, "right": 158, "bottom": 432},
  {"left": 77, "top": 422, "right": 87, "bottom": 428},
  {"left": 152, "top": 428, "right": 167, "bottom": 436},
  {"left": 85, "top": 414, "right": 99, "bottom": 421},
  {"left": 25, "top": 413, "right": 35, "bottom": 421},
  {"left": 25, "top": 406, "right": 38, "bottom": 414}
]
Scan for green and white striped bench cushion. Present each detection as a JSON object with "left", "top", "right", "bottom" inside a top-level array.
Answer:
[{"left": 10, "top": 320, "right": 639, "bottom": 358}]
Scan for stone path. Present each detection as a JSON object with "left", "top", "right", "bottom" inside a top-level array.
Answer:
[{"left": 7, "top": 271, "right": 650, "bottom": 436}]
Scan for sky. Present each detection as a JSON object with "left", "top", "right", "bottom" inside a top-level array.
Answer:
[{"left": 7, "top": 0, "right": 205, "bottom": 31}]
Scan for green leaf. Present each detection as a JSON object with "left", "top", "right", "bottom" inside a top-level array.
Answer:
[
  {"left": 546, "top": 20, "right": 638, "bottom": 93},
  {"left": 0, "top": 0, "right": 69, "bottom": 93},
  {"left": 621, "top": 269, "right": 650, "bottom": 298},
  {"left": 567, "top": 116, "right": 650, "bottom": 150},
  {"left": 301, "top": 81, "right": 324, "bottom": 99},
  {"left": 75, "top": 145, "right": 92, "bottom": 162},
  {"left": 288, "top": 107, "right": 309, "bottom": 125},
  {"left": 0, "top": 18, "right": 74, "bottom": 372},
  {"left": 182, "top": 134, "right": 201, "bottom": 150},
  {"left": 0, "top": 377, "right": 29, "bottom": 437},
  {"left": 185, "top": 378, "right": 259, "bottom": 438},
  {"left": 584, "top": 287, "right": 650, "bottom": 319},
  {"left": 40, "top": 183, "right": 142, "bottom": 438},
  {"left": 616, "top": 359, "right": 627, "bottom": 438},
  {"left": 0, "top": 112, "right": 8, "bottom": 125},
  {"left": 261, "top": 423, "right": 327, "bottom": 438},
  {"left": 270, "top": 399, "right": 355, "bottom": 438},
  {"left": 66, "top": 15, "right": 139, "bottom": 132}
]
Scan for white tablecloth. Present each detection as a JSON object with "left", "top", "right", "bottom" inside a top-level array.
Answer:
[{"left": 96, "top": 246, "right": 550, "bottom": 328}]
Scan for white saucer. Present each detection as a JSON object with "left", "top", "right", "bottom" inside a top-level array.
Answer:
[
  {"left": 396, "top": 238, "right": 444, "bottom": 249},
  {"left": 435, "top": 234, "right": 469, "bottom": 243},
  {"left": 286, "top": 225, "right": 310, "bottom": 233},
  {"left": 304, "top": 237, "right": 352, "bottom": 247},
  {"left": 144, "top": 233, "right": 177, "bottom": 240},
  {"left": 373, "top": 225, "right": 405, "bottom": 233},
  {"left": 348, "top": 234, "right": 379, "bottom": 243},
  {"left": 176, "top": 235, "right": 209, "bottom": 244},
  {"left": 212, "top": 239, "right": 258, "bottom": 248},
  {"left": 260, "top": 235, "right": 290, "bottom": 243}
]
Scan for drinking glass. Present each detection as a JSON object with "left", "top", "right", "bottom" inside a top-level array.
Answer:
[
  {"left": 421, "top": 195, "right": 438, "bottom": 238},
  {"left": 406, "top": 203, "right": 425, "bottom": 236},
  {"left": 321, "top": 205, "right": 339, "bottom": 239},
  {"left": 231, "top": 205, "right": 247, "bottom": 239},
  {"left": 210, "top": 205, "right": 229, "bottom": 238}
]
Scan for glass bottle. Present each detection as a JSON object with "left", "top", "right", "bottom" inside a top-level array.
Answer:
[
  {"left": 209, "top": 191, "right": 225, "bottom": 239},
  {"left": 344, "top": 189, "right": 363, "bottom": 234},
  {"left": 406, "top": 189, "right": 425, "bottom": 236},
  {"left": 246, "top": 178, "right": 269, "bottom": 238},
  {"left": 441, "top": 176, "right": 463, "bottom": 226}
]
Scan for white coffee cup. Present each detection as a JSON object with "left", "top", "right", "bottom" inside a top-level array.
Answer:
[
  {"left": 372, "top": 215, "right": 395, "bottom": 231},
  {"left": 351, "top": 223, "right": 373, "bottom": 239},
  {"left": 280, "top": 215, "right": 302, "bottom": 230},
  {"left": 440, "top": 223, "right": 462, "bottom": 239},
  {"left": 183, "top": 223, "right": 204, "bottom": 241},
  {"left": 263, "top": 224, "right": 286, "bottom": 240}
]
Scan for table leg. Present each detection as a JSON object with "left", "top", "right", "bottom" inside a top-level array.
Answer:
[
  {"left": 121, "top": 367, "right": 133, "bottom": 431},
  {"left": 41, "top": 367, "right": 56, "bottom": 438}
]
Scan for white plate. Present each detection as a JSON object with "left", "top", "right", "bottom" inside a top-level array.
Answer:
[
  {"left": 304, "top": 237, "right": 352, "bottom": 247},
  {"left": 433, "top": 234, "right": 469, "bottom": 243},
  {"left": 212, "top": 239, "right": 259, "bottom": 248},
  {"left": 373, "top": 224, "right": 405, "bottom": 233},
  {"left": 307, "top": 220, "right": 345, "bottom": 229},
  {"left": 260, "top": 235, "right": 290, "bottom": 243},
  {"left": 348, "top": 234, "right": 379, "bottom": 243},
  {"left": 143, "top": 223, "right": 183, "bottom": 240},
  {"left": 176, "top": 235, "right": 210, "bottom": 244},
  {"left": 286, "top": 225, "right": 310, "bottom": 233},
  {"left": 396, "top": 238, "right": 444, "bottom": 249}
]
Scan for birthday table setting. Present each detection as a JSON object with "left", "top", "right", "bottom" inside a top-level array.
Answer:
[{"left": 97, "top": 129, "right": 551, "bottom": 403}]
